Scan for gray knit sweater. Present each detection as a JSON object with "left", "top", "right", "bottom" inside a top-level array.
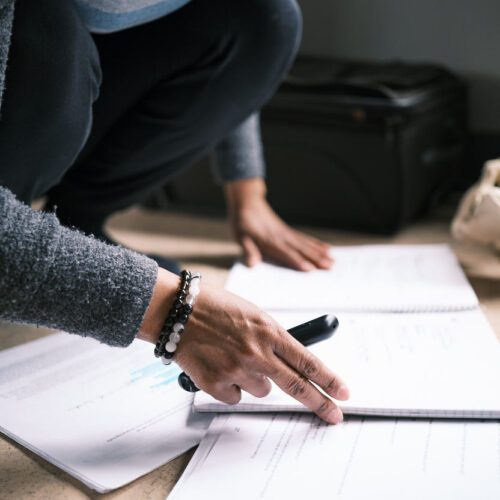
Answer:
[{"left": 0, "top": 1, "right": 264, "bottom": 347}]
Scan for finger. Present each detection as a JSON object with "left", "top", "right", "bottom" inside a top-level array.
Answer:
[
  {"left": 288, "top": 229, "right": 330, "bottom": 252},
  {"left": 274, "top": 333, "right": 349, "bottom": 401},
  {"left": 292, "top": 238, "right": 333, "bottom": 270},
  {"left": 266, "top": 243, "right": 315, "bottom": 272},
  {"left": 241, "top": 236, "right": 262, "bottom": 267},
  {"left": 237, "top": 373, "right": 272, "bottom": 398},
  {"left": 265, "top": 358, "right": 344, "bottom": 424},
  {"left": 190, "top": 374, "right": 242, "bottom": 405},
  {"left": 304, "top": 234, "right": 332, "bottom": 253},
  {"left": 279, "top": 229, "right": 333, "bottom": 269},
  {"left": 211, "top": 384, "right": 242, "bottom": 405},
  {"left": 293, "top": 234, "right": 334, "bottom": 268}
]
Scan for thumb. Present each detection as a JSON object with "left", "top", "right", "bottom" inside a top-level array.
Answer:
[{"left": 241, "top": 236, "right": 262, "bottom": 267}]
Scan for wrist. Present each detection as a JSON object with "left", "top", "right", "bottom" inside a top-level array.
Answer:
[
  {"left": 224, "top": 177, "right": 267, "bottom": 213},
  {"left": 137, "top": 267, "right": 180, "bottom": 344}
]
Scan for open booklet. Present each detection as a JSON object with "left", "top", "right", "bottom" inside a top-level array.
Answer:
[
  {"left": 194, "top": 310, "right": 500, "bottom": 418},
  {"left": 226, "top": 244, "right": 479, "bottom": 312},
  {"left": 0, "top": 334, "right": 212, "bottom": 493},
  {"left": 169, "top": 413, "right": 500, "bottom": 500}
]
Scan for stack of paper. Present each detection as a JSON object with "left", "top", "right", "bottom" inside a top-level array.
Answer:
[
  {"left": 0, "top": 334, "right": 212, "bottom": 492},
  {"left": 182, "top": 244, "right": 500, "bottom": 499}
]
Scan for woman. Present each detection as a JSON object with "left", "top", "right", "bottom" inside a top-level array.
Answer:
[{"left": 0, "top": 0, "right": 349, "bottom": 424}]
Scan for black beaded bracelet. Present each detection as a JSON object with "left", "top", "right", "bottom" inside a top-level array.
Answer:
[
  {"left": 154, "top": 270, "right": 189, "bottom": 358},
  {"left": 155, "top": 270, "right": 201, "bottom": 365}
]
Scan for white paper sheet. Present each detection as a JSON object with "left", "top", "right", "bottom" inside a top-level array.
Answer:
[
  {"left": 194, "top": 310, "right": 500, "bottom": 418},
  {"left": 226, "top": 244, "right": 478, "bottom": 312},
  {"left": 0, "top": 334, "right": 212, "bottom": 492},
  {"left": 169, "top": 413, "right": 500, "bottom": 500}
]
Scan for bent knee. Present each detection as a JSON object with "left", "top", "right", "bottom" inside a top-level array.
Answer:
[
  {"left": 203, "top": 0, "right": 302, "bottom": 70},
  {"left": 229, "top": 0, "right": 302, "bottom": 86},
  {"left": 245, "top": 0, "right": 302, "bottom": 65},
  {"left": 260, "top": 0, "right": 303, "bottom": 55}
]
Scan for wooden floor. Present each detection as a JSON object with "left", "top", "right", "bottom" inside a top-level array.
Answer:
[{"left": 1, "top": 206, "right": 500, "bottom": 499}]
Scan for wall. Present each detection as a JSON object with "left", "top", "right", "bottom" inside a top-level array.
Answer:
[{"left": 299, "top": 0, "right": 500, "bottom": 134}]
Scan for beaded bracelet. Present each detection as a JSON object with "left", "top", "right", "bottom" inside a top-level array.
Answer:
[
  {"left": 154, "top": 270, "right": 202, "bottom": 365},
  {"left": 154, "top": 270, "right": 189, "bottom": 358}
]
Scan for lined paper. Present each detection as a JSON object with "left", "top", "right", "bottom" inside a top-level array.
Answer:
[
  {"left": 194, "top": 310, "right": 500, "bottom": 418},
  {"left": 169, "top": 413, "right": 500, "bottom": 500},
  {"left": 226, "top": 245, "right": 479, "bottom": 312}
]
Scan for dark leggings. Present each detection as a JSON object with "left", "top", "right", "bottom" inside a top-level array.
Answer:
[{"left": 0, "top": 0, "right": 301, "bottom": 233}]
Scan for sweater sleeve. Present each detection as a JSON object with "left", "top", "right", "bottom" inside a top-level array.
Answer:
[
  {"left": 0, "top": 186, "right": 158, "bottom": 347},
  {"left": 212, "top": 113, "right": 266, "bottom": 184},
  {"left": 0, "top": 1, "right": 14, "bottom": 109}
]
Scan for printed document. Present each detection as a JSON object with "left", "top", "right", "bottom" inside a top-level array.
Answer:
[
  {"left": 0, "top": 334, "right": 212, "bottom": 492},
  {"left": 169, "top": 413, "right": 500, "bottom": 500},
  {"left": 226, "top": 244, "right": 478, "bottom": 312},
  {"left": 194, "top": 310, "right": 500, "bottom": 418}
]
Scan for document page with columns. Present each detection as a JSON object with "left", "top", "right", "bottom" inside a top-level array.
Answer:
[
  {"left": 169, "top": 413, "right": 500, "bottom": 500},
  {"left": 0, "top": 333, "right": 212, "bottom": 492}
]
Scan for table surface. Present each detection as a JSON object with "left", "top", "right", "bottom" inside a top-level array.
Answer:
[{"left": 2, "top": 207, "right": 500, "bottom": 500}]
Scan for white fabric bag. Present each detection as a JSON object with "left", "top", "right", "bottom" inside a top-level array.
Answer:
[{"left": 452, "top": 158, "right": 500, "bottom": 278}]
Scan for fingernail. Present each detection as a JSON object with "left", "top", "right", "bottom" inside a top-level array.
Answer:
[
  {"left": 302, "top": 262, "right": 315, "bottom": 272},
  {"left": 338, "top": 384, "right": 350, "bottom": 400}
]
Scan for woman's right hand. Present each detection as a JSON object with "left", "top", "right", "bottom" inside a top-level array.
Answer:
[{"left": 139, "top": 269, "right": 349, "bottom": 424}]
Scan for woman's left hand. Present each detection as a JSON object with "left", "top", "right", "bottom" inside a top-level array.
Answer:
[{"left": 225, "top": 178, "right": 334, "bottom": 271}]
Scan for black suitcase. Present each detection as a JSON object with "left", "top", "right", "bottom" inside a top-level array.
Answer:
[{"left": 165, "top": 57, "right": 468, "bottom": 233}]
